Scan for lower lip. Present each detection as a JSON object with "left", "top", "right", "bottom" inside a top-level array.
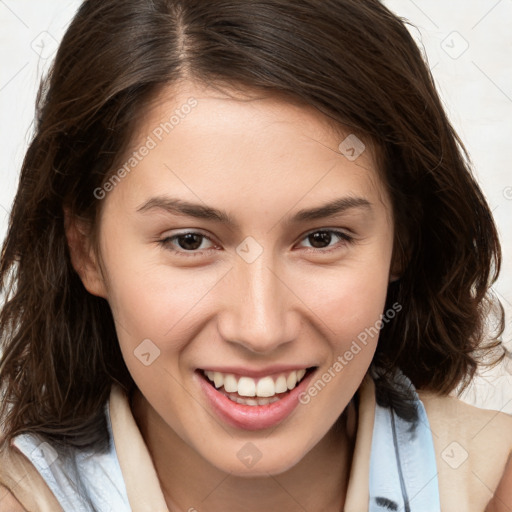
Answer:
[{"left": 196, "top": 369, "right": 316, "bottom": 431}]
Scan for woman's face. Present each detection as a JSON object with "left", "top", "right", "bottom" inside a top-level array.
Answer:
[{"left": 81, "top": 81, "right": 395, "bottom": 476}]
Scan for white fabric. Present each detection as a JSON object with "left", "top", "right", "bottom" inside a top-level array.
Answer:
[{"left": 12, "top": 402, "right": 130, "bottom": 512}]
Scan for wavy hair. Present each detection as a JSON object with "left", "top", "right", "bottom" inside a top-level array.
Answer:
[{"left": 0, "top": 0, "right": 505, "bottom": 449}]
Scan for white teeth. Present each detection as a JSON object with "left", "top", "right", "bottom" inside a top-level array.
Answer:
[
  {"left": 238, "top": 377, "right": 256, "bottom": 397},
  {"left": 213, "top": 372, "right": 223, "bottom": 389},
  {"left": 275, "top": 375, "right": 288, "bottom": 393},
  {"left": 203, "top": 368, "right": 310, "bottom": 398},
  {"left": 286, "top": 372, "right": 297, "bottom": 390},
  {"left": 256, "top": 376, "right": 276, "bottom": 397},
  {"left": 223, "top": 374, "right": 238, "bottom": 393},
  {"left": 230, "top": 395, "right": 281, "bottom": 406}
]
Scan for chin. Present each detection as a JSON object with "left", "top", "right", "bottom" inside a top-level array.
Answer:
[{"left": 207, "top": 442, "right": 308, "bottom": 478}]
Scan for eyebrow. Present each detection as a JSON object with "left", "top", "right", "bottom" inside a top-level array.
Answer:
[{"left": 136, "top": 195, "right": 372, "bottom": 228}]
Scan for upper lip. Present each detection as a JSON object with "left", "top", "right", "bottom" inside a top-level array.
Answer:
[{"left": 198, "top": 365, "right": 316, "bottom": 379}]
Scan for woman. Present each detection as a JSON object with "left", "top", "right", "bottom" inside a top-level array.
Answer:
[{"left": 0, "top": 0, "right": 510, "bottom": 510}]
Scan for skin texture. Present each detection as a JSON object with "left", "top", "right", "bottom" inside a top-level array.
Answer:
[
  {"left": 485, "top": 454, "right": 512, "bottom": 512},
  {"left": 0, "top": 486, "right": 25, "bottom": 512},
  {"left": 67, "top": 80, "right": 396, "bottom": 511}
]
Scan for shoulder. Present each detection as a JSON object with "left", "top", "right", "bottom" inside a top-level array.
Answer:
[
  {"left": 418, "top": 389, "right": 512, "bottom": 449},
  {"left": 0, "top": 439, "right": 63, "bottom": 511},
  {"left": 418, "top": 390, "right": 512, "bottom": 512}
]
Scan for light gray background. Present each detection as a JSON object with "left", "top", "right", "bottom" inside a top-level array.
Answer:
[{"left": 1, "top": 0, "right": 511, "bottom": 411}]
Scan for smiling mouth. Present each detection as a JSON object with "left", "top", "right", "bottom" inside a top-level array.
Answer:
[{"left": 197, "top": 367, "right": 317, "bottom": 406}]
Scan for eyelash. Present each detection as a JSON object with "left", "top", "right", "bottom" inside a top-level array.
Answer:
[{"left": 158, "top": 229, "right": 355, "bottom": 258}]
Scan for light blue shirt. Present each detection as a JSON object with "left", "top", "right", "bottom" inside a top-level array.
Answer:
[
  {"left": 369, "top": 368, "right": 440, "bottom": 511},
  {"left": 12, "top": 400, "right": 130, "bottom": 512}
]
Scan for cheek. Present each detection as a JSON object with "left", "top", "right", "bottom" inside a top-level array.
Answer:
[
  {"left": 99, "top": 244, "right": 231, "bottom": 384},
  {"left": 296, "top": 258, "right": 391, "bottom": 334},
  {"left": 97, "top": 219, "right": 193, "bottom": 335},
  {"left": 294, "top": 265, "right": 391, "bottom": 413},
  {"left": 104, "top": 259, "right": 218, "bottom": 343},
  {"left": 294, "top": 255, "right": 392, "bottom": 383}
]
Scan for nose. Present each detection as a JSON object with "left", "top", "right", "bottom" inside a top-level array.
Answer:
[{"left": 217, "top": 252, "right": 299, "bottom": 354}]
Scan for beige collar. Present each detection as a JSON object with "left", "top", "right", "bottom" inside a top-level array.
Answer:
[
  {"left": 109, "top": 384, "right": 169, "bottom": 512},
  {"left": 344, "top": 374, "right": 374, "bottom": 511}
]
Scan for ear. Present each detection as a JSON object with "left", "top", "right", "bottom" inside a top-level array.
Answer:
[
  {"left": 389, "top": 235, "right": 408, "bottom": 283},
  {"left": 389, "top": 255, "right": 404, "bottom": 283},
  {"left": 389, "top": 272, "right": 400, "bottom": 283},
  {"left": 64, "top": 207, "right": 108, "bottom": 298}
]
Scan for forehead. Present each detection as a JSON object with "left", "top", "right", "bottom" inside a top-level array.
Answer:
[
  {"left": 107, "top": 80, "right": 391, "bottom": 220},
  {"left": 137, "top": 80, "right": 365, "bottom": 153}
]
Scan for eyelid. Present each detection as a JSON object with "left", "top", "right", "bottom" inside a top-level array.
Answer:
[
  {"left": 159, "top": 230, "right": 218, "bottom": 257},
  {"left": 300, "top": 226, "right": 354, "bottom": 240},
  {"left": 296, "top": 228, "right": 354, "bottom": 252},
  {"left": 159, "top": 228, "right": 355, "bottom": 257}
]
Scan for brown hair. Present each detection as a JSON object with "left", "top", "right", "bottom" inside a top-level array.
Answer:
[{"left": 0, "top": 0, "right": 505, "bottom": 449}]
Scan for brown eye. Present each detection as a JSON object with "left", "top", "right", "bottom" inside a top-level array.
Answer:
[
  {"left": 159, "top": 232, "right": 215, "bottom": 257},
  {"left": 174, "top": 233, "right": 205, "bottom": 251},
  {"left": 298, "top": 230, "right": 354, "bottom": 253},
  {"left": 307, "top": 231, "right": 334, "bottom": 249}
]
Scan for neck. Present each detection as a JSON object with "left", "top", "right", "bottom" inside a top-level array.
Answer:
[{"left": 131, "top": 390, "right": 357, "bottom": 512}]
